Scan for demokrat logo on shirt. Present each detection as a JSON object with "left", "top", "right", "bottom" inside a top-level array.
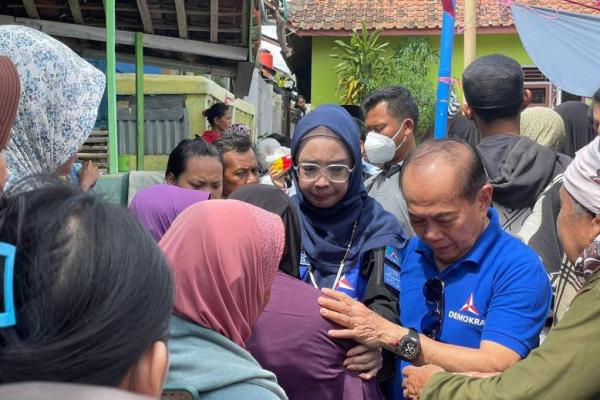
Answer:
[{"left": 448, "top": 293, "right": 485, "bottom": 327}]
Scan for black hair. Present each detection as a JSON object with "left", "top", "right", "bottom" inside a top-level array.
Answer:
[
  {"left": 202, "top": 102, "right": 230, "bottom": 127},
  {"left": 593, "top": 87, "right": 600, "bottom": 104},
  {"left": 353, "top": 117, "right": 367, "bottom": 142},
  {"left": 213, "top": 133, "right": 253, "bottom": 155},
  {"left": 296, "top": 95, "right": 305, "bottom": 102},
  {"left": 166, "top": 137, "right": 223, "bottom": 181},
  {"left": 362, "top": 86, "right": 419, "bottom": 132},
  {"left": 402, "top": 138, "right": 487, "bottom": 201},
  {"left": 469, "top": 102, "right": 523, "bottom": 124},
  {"left": 0, "top": 176, "right": 173, "bottom": 387},
  {"left": 267, "top": 133, "right": 292, "bottom": 148}
]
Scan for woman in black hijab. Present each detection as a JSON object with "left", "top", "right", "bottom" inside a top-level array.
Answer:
[
  {"left": 230, "top": 184, "right": 301, "bottom": 278},
  {"left": 556, "top": 101, "right": 596, "bottom": 158}
]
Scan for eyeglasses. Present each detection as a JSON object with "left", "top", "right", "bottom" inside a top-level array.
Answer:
[
  {"left": 421, "top": 277, "right": 444, "bottom": 339},
  {"left": 294, "top": 162, "right": 354, "bottom": 183}
]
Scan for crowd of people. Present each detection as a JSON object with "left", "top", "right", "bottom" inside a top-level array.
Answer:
[{"left": 1, "top": 24, "right": 600, "bottom": 400}]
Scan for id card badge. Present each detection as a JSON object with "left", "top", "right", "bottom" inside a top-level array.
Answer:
[{"left": 383, "top": 246, "right": 401, "bottom": 293}]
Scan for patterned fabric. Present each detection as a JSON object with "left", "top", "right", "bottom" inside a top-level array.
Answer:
[
  {"left": 574, "top": 236, "right": 600, "bottom": 285},
  {"left": 0, "top": 26, "right": 105, "bottom": 185},
  {"left": 224, "top": 123, "right": 251, "bottom": 137}
]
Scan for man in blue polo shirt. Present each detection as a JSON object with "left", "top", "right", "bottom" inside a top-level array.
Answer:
[{"left": 318, "top": 138, "right": 552, "bottom": 399}]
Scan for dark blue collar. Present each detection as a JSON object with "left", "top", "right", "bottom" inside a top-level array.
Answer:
[{"left": 415, "top": 208, "right": 502, "bottom": 274}]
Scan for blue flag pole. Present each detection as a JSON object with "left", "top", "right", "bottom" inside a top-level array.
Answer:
[{"left": 433, "top": 0, "right": 456, "bottom": 140}]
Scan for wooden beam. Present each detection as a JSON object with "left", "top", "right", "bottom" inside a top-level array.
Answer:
[
  {"left": 3, "top": 16, "right": 248, "bottom": 61},
  {"left": 68, "top": 0, "right": 84, "bottom": 24},
  {"left": 174, "top": 0, "right": 188, "bottom": 39},
  {"left": 210, "top": 0, "right": 218, "bottom": 42},
  {"left": 241, "top": 0, "right": 248, "bottom": 45},
  {"left": 136, "top": 0, "right": 154, "bottom": 34},
  {"left": 22, "top": 0, "right": 40, "bottom": 19},
  {"left": 80, "top": 48, "right": 236, "bottom": 77}
]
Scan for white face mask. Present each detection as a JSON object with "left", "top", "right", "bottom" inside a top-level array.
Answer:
[{"left": 364, "top": 121, "right": 408, "bottom": 164}]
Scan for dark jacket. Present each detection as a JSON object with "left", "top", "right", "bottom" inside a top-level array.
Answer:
[{"left": 477, "top": 134, "right": 574, "bottom": 321}]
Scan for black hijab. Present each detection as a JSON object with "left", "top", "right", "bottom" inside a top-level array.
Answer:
[
  {"left": 556, "top": 101, "right": 596, "bottom": 158},
  {"left": 229, "top": 184, "right": 301, "bottom": 278}
]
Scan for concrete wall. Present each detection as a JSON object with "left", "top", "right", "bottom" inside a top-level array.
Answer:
[{"left": 311, "top": 33, "right": 533, "bottom": 106}]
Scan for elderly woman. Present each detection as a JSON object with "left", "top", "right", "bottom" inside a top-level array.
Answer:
[
  {"left": 0, "top": 26, "right": 105, "bottom": 186},
  {"left": 402, "top": 136, "right": 600, "bottom": 400},
  {"left": 160, "top": 200, "right": 288, "bottom": 400}
]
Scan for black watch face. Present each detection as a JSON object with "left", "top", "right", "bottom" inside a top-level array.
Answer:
[{"left": 401, "top": 340, "right": 419, "bottom": 359}]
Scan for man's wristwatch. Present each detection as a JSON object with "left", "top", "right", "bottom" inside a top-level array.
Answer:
[{"left": 394, "top": 328, "right": 421, "bottom": 361}]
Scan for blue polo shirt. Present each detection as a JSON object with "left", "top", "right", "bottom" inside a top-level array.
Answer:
[{"left": 393, "top": 208, "right": 552, "bottom": 398}]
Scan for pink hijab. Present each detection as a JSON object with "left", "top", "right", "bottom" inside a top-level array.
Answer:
[{"left": 159, "top": 199, "right": 285, "bottom": 347}]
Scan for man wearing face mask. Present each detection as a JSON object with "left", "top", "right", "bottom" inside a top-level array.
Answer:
[{"left": 363, "top": 86, "right": 418, "bottom": 237}]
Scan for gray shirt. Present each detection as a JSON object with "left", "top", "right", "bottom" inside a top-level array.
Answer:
[{"left": 365, "top": 163, "right": 415, "bottom": 238}]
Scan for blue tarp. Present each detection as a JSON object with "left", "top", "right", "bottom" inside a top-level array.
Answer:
[{"left": 512, "top": 5, "right": 600, "bottom": 97}]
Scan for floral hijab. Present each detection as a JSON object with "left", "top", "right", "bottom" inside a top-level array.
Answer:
[{"left": 0, "top": 26, "right": 105, "bottom": 185}]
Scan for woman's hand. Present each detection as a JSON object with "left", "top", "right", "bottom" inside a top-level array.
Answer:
[
  {"left": 79, "top": 160, "right": 99, "bottom": 192},
  {"left": 343, "top": 344, "right": 382, "bottom": 380}
]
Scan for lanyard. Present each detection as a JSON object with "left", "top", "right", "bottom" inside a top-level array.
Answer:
[{"left": 307, "top": 220, "right": 359, "bottom": 290}]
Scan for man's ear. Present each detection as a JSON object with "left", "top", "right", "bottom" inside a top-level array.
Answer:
[
  {"left": 404, "top": 118, "right": 415, "bottom": 138},
  {"left": 119, "top": 341, "right": 169, "bottom": 397},
  {"left": 463, "top": 104, "right": 475, "bottom": 121},
  {"left": 588, "top": 214, "right": 600, "bottom": 243},
  {"left": 477, "top": 184, "right": 494, "bottom": 212},
  {"left": 521, "top": 89, "right": 532, "bottom": 110}
]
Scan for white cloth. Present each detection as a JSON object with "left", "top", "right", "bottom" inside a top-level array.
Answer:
[{"left": 563, "top": 136, "right": 600, "bottom": 215}]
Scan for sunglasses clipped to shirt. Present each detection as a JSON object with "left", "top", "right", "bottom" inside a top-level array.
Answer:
[
  {"left": 421, "top": 277, "right": 445, "bottom": 339},
  {"left": 294, "top": 163, "right": 354, "bottom": 183}
]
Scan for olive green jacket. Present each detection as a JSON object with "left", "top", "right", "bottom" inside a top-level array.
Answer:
[{"left": 422, "top": 269, "right": 600, "bottom": 400}]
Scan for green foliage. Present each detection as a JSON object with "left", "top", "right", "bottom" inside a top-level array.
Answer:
[
  {"left": 378, "top": 38, "right": 439, "bottom": 140},
  {"left": 330, "top": 22, "right": 389, "bottom": 105},
  {"left": 330, "top": 29, "right": 440, "bottom": 140}
]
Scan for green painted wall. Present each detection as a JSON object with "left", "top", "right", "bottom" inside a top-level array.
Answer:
[{"left": 311, "top": 33, "right": 533, "bottom": 106}]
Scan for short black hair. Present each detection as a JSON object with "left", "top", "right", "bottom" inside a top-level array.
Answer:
[
  {"left": 470, "top": 102, "right": 523, "bottom": 124},
  {"left": 0, "top": 176, "right": 173, "bottom": 386},
  {"left": 203, "top": 102, "right": 230, "bottom": 126},
  {"left": 362, "top": 86, "right": 419, "bottom": 132},
  {"left": 166, "top": 137, "right": 222, "bottom": 181},
  {"left": 593, "top": 87, "right": 600, "bottom": 104},
  {"left": 402, "top": 138, "right": 487, "bottom": 201},
  {"left": 353, "top": 117, "right": 367, "bottom": 142},
  {"left": 213, "top": 133, "right": 253, "bottom": 155}
]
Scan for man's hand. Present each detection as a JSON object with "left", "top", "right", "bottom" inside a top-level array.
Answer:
[
  {"left": 343, "top": 344, "right": 382, "bottom": 380},
  {"left": 402, "top": 364, "right": 445, "bottom": 400},
  {"left": 318, "top": 288, "right": 397, "bottom": 348},
  {"left": 79, "top": 160, "right": 99, "bottom": 192}
]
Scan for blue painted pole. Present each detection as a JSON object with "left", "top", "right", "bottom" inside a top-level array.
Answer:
[{"left": 433, "top": 0, "right": 456, "bottom": 140}]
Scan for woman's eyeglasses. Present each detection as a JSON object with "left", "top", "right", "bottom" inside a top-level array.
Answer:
[
  {"left": 421, "top": 277, "right": 444, "bottom": 339},
  {"left": 295, "top": 163, "right": 354, "bottom": 183}
]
